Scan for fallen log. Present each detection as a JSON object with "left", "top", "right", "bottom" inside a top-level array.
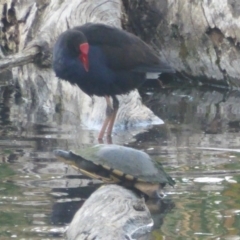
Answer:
[
  {"left": 123, "top": 0, "right": 240, "bottom": 86},
  {"left": 0, "top": 46, "right": 38, "bottom": 71},
  {"left": 65, "top": 185, "right": 153, "bottom": 240}
]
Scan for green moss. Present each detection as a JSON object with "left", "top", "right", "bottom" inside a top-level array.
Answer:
[
  {"left": 0, "top": 212, "right": 29, "bottom": 226},
  {"left": 0, "top": 164, "right": 15, "bottom": 180}
]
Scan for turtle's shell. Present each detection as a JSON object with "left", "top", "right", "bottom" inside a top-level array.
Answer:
[{"left": 55, "top": 144, "right": 175, "bottom": 186}]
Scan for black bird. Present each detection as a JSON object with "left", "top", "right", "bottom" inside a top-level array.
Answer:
[{"left": 53, "top": 23, "right": 174, "bottom": 139}]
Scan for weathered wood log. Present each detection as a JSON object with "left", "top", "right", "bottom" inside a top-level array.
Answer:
[
  {"left": 0, "top": 46, "right": 39, "bottom": 71},
  {"left": 123, "top": 0, "right": 240, "bottom": 87},
  {"left": 0, "top": 0, "right": 162, "bottom": 138},
  {"left": 65, "top": 185, "right": 153, "bottom": 240}
]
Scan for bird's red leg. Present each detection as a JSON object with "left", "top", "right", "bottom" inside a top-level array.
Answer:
[
  {"left": 106, "top": 111, "right": 117, "bottom": 137},
  {"left": 106, "top": 95, "right": 119, "bottom": 137},
  {"left": 98, "top": 96, "right": 113, "bottom": 140}
]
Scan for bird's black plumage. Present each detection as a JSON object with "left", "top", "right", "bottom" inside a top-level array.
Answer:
[{"left": 53, "top": 23, "right": 174, "bottom": 97}]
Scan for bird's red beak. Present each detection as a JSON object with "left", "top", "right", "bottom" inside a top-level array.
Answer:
[{"left": 79, "top": 43, "right": 89, "bottom": 72}]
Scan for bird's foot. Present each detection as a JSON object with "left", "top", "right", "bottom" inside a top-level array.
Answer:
[{"left": 97, "top": 135, "right": 112, "bottom": 144}]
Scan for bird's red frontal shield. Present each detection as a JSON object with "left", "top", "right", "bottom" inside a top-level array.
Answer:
[{"left": 79, "top": 43, "right": 89, "bottom": 71}]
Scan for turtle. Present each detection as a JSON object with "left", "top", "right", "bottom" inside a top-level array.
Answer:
[{"left": 54, "top": 144, "right": 175, "bottom": 198}]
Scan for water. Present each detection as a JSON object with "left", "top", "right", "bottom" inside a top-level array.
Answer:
[{"left": 0, "top": 82, "right": 240, "bottom": 239}]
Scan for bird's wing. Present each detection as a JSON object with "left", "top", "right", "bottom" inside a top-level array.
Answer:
[{"left": 73, "top": 23, "right": 174, "bottom": 73}]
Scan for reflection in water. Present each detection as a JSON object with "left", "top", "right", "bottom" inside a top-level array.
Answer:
[{"left": 0, "top": 82, "right": 240, "bottom": 239}]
